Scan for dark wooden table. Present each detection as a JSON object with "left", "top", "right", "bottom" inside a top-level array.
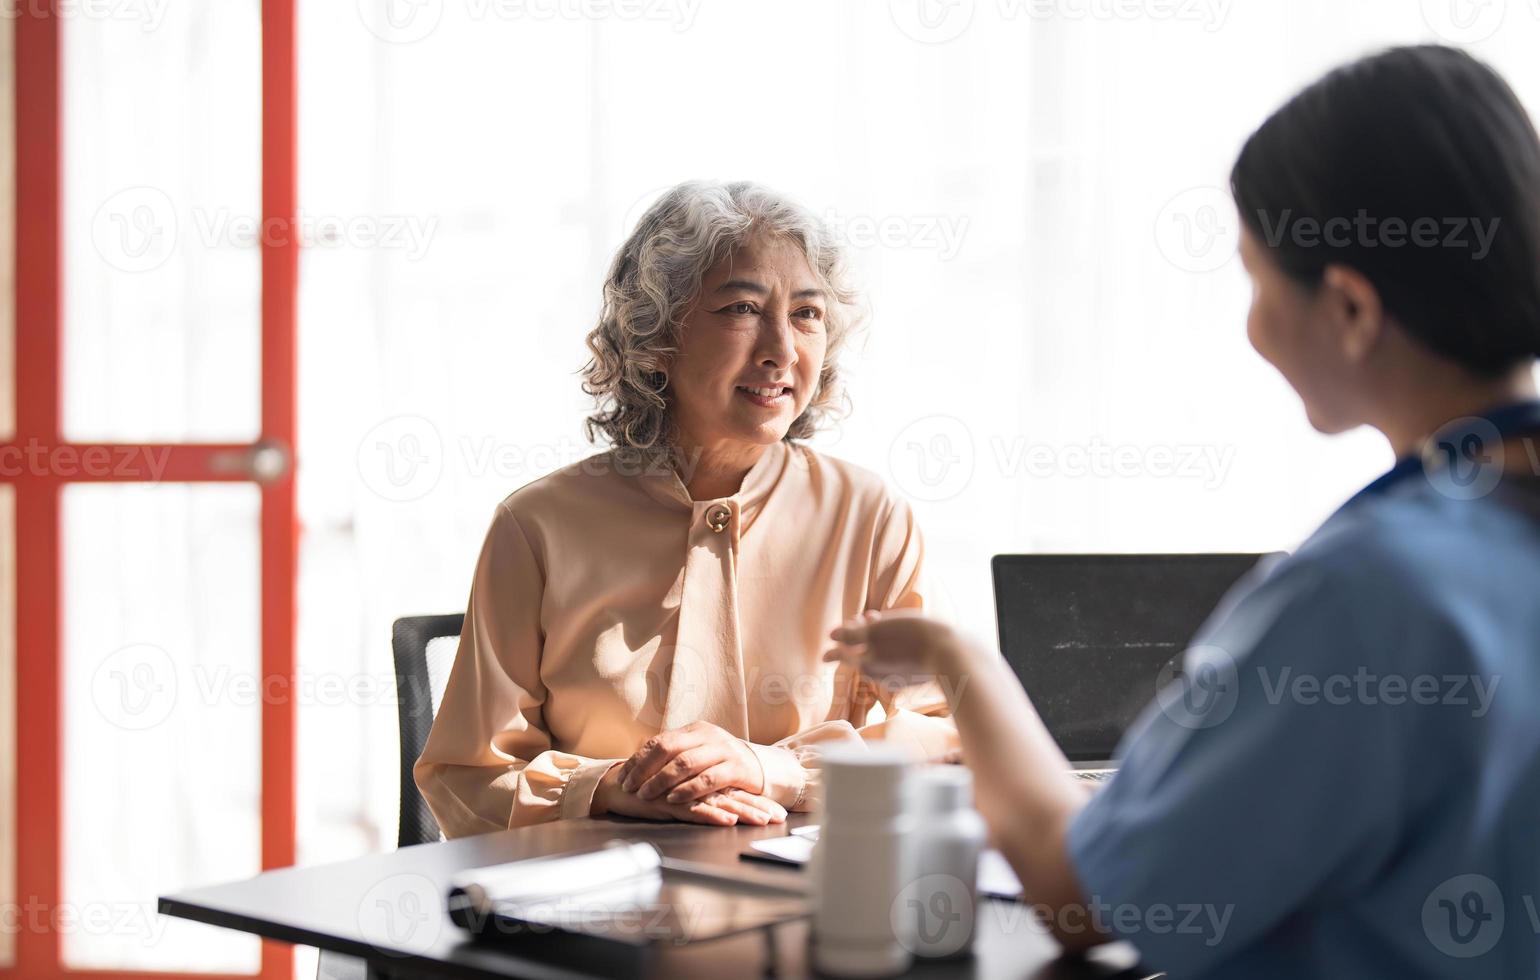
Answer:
[{"left": 159, "top": 814, "right": 1157, "bottom": 979}]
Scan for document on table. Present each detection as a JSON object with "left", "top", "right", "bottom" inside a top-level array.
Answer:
[
  {"left": 451, "top": 841, "right": 810, "bottom": 945},
  {"left": 742, "top": 826, "right": 1025, "bottom": 900}
]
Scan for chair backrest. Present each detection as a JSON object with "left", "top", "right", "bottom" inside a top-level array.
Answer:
[{"left": 393, "top": 613, "right": 464, "bottom": 848}]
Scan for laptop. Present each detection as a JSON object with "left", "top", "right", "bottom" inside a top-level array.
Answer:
[{"left": 991, "top": 553, "right": 1274, "bottom": 782}]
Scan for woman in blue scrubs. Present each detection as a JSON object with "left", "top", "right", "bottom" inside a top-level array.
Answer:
[{"left": 826, "top": 45, "right": 1540, "bottom": 978}]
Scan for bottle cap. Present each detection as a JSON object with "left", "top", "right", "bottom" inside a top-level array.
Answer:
[
  {"left": 914, "top": 764, "right": 973, "bottom": 814},
  {"left": 818, "top": 742, "right": 912, "bottom": 816}
]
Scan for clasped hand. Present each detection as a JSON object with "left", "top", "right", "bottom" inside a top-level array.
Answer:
[
  {"left": 592, "top": 611, "right": 965, "bottom": 827},
  {"left": 591, "top": 720, "right": 786, "bottom": 827}
]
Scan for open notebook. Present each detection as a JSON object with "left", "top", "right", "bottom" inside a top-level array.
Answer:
[{"left": 448, "top": 841, "right": 810, "bottom": 946}]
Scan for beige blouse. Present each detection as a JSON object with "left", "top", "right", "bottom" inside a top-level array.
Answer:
[{"left": 413, "top": 440, "right": 958, "bottom": 837}]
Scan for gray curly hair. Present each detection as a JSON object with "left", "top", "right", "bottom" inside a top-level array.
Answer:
[{"left": 582, "top": 180, "right": 863, "bottom": 452}]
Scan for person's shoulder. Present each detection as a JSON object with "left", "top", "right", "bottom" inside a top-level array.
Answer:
[
  {"left": 791, "top": 443, "right": 910, "bottom": 516},
  {"left": 1233, "top": 485, "right": 1532, "bottom": 670},
  {"left": 496, "top": 450, "right": 652, "bottom": 523},
  {"left": 1301, "top": 480, "right": 1533, "bottom": 597},
  {"left": 1275, "top": 508, "right": 1446, "bottom": 618}
]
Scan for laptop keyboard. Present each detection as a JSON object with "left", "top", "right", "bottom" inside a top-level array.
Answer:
[{"left": 1072, "top": 769, "right": 1116, "bottom": 782}]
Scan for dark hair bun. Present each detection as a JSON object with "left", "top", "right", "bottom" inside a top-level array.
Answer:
[{"left": 1231, "top": 45, "right": 1540, "bottom": 376}]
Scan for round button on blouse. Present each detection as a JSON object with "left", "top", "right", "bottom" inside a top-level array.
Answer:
[{"left": 705, "top": 504, "right": 732, "bottom": 533}]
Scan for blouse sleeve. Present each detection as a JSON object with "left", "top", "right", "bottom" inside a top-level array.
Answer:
[
  {"left": 748, "top": 493, "right": 960, "bottom": 811},
  {"left": 863, "top": 493, "right": 961, "bottom": 759},
  {"left": 413, "top": 500, "right": 621, "bottom": 837}
]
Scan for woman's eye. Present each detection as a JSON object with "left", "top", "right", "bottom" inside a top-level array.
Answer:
[
  {"left": 720, "top": 302, "right": 757, "bottom": 315},
  {"left": 794, "top": 307, "right": 825, "bottom": 322}
]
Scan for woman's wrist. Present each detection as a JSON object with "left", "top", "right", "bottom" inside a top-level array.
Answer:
[
  {"left": 589, "top": 762, "right": 623, "bottom": 816},
  {"left": 743, "top": 739, "right": 769, "bottom": 795},
  {"left": 747, "top": 742, "right": 805, "bottom": 807}
]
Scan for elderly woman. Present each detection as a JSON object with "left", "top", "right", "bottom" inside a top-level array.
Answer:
[{"left": 414, "top": 181, "right": 956, "bottom": 837}]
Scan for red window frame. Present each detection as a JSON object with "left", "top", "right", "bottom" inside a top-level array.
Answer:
[{"left": 6, "top": 2, "right": 298, "bottom": 977}]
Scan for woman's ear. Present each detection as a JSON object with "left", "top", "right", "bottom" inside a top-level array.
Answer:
[{"left": 1321, "top": 264, "right": 1385, "bottom": 365}]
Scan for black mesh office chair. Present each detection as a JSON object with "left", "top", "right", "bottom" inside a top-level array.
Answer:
[
  {"left": 316, "top": 613, "right": 464, "bottom": 980},
  {"left": 392, "top": 613, "right": 465, "bottom": 848}
]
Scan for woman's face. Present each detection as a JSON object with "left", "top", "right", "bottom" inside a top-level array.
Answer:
[
  {"left": 667, "top": 233, "right": 829, "bottom": 451},
  {"left": 1239, "top": 227, "right": 1367, "bottom": 435}
]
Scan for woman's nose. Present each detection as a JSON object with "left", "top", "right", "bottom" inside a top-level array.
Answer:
[{"left": 756, "top": 313, "right": 797, "bottom": 367}]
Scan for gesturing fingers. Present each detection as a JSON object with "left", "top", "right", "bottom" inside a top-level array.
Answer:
[
  {"left": 823, "top": 609, "right": 883, "bottom": 664},
  {"left": 828, "top": 620, "right": 871, "bottom": 645},
  {"left": 822, "top": 641, "right": 864, "bottom": 665}
]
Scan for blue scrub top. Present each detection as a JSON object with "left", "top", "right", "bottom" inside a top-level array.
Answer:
[{"left": 1068, "top": 462, "right": 1540, "bottom": 978}]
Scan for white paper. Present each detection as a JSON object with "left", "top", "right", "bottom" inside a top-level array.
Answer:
[
  {"left": 977, "top": 849, "right": 1024, "bottom": 899},
  {"left": 749, "top": 832, "right": 1024, "bottom": 900},
  {"left": 748, "top": 835, "right": 817, "bottom": 864}
]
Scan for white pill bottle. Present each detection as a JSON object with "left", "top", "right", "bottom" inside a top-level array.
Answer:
[
  {"left": 902, "top": 765, "right": 986, "bottom": 959},
  {"left": 809, "top": 743, "right": 916, "bottom": 977}
]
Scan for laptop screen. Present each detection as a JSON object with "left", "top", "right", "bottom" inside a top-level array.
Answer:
[{"left": 990, "top": 554, "right": 1269, "bottom": 763}]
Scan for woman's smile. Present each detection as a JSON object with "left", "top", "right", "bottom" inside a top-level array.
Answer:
[{"left": 736, "top": 383, "right": 793, "bottom": 408}]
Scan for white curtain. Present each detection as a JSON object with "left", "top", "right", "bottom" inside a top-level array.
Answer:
[{"left": 296, "top": 0, "right": 1540, "bottom": 897}]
